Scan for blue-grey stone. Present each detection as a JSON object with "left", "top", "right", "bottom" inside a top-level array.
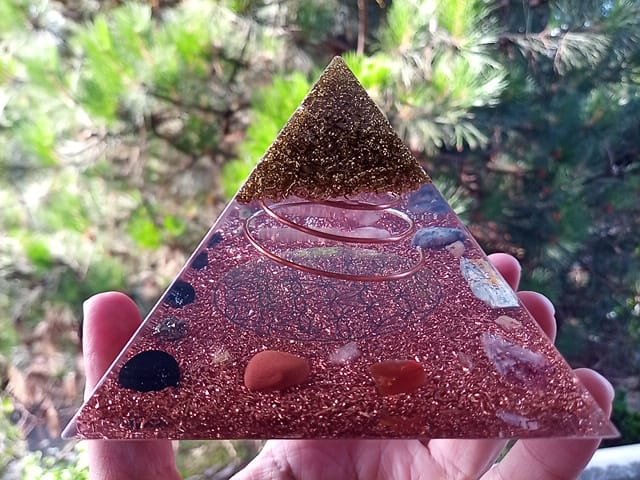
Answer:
[
  {"left": 412, "top": 227, "right": 466, "bottom": 249},
  {"left": 408, "top": 185, "right": 449, "bottom": 214}
]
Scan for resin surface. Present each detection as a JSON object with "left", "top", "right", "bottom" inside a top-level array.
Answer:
[{"left": 62, "top": 58, "right": 618, "bottom": 440}]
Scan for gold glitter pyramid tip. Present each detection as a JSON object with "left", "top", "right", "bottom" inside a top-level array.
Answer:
[{"left": 237, "top": 56, "right": 430, "bottom": 203}]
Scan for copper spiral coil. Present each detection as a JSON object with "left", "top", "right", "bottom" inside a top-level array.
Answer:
[
  {"left": 243, "top": 197, "right": 425, "bottom": 282},
  {"left": 259, "top": 200, "right": 414, "bottom": 244},
  {"left": 319, "top": 194, "right": 401, "bottom": 210}
]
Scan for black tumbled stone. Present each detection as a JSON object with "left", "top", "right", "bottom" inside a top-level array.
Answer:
[
  {"left": 207, "top": 232, "right": 223, "bottom": 248},
  {"left": 165, "top": 280, "right": 195, "bottom": 308},
  {"left": 118, "top": 350, "right": 180, "bottom": 392},
  {"left": 191, "top": 251, "right": 209, "bottom": 270}
]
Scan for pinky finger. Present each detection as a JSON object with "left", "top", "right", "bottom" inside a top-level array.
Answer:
[{"left": 484, "top": 368, "right": 615, "bottom": 480}]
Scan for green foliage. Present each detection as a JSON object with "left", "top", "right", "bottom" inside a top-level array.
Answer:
[
  {"left": 72, "top": 4, "right": 153, "bottom": 122},
  {"left": 436, "top": 0, "right": 494, "bottom": 41},
  {"left": 22, "top": 237, "right": 55, "bottom": 270},
  {"left": 222, "top": 73, "right": 311, "bottom": 197},
  {"left": 37, "top": 189, "right": 91, "bottom": 233},
  {"left": 1, "top": 0, "right": 640, "bottom": 474},
  {"left": 176, "top": 440, "right": 262, "bottom": 478},
  {"left": 20, "top": 443, "right": 89, "bottom": 480},
  {"left": 17, "top": 117, "right": 59, "bottom": 166},
  {"left": 50, "top": 255, "right": 127, "bottom": 310},
  {"left": 342, "top": 52, "right": 393, "bottom": 91},
  {"left": 128, "top": 209, "right": 163, "bottom": 249},
  {"left": 374, "top": 0, "right": 507, "bottom": 153},
  {"left": 245, "top": 73, "right": 313, "bottom": 153},
  {"left": 294, "top": 0, "right": 339, "bottom": 43},
  {"left": 0, "top": 316, "right": 19, "bottom": 358},
  {"left": 163, "top": 214, "right": 187, "bottom": 238},
  {"left": 0, "top": 395, "right": 26, "bottom": 477},
  {"left": 379, "top": 0, "right": 436, "bottom": 51},
  {"left": 126, "top": 209, "right": 188, "bottom": 248}
]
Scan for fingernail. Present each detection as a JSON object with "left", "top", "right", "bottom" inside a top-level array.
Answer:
[
  {"left": 532, "top": 291, "right": 555, "bottom": 315},
  {"left": 518, "top": 290, "right": 556, "bottom": 316},
  {"left": 592, "top": 370, "right": 616, "bottom": 402},
  {"left": 541, "top": 294, "right": 555, "bottom": 316}
]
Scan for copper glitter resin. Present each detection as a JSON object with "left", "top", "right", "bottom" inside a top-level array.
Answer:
[{"left": 62, "top": 58, "right": 618, "bottom": 441}]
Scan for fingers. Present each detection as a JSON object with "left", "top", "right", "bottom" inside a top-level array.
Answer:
[
  {"left": 488, "top": 253, "right": 521, "bottom": 290},
  {"left": 423, "top": 255, "right": 521, "bottom": 477},
  {"left": 428, "top": 255, "right": 558, "bottom": 479},
  {"left": 518, "top": 291, "right": 557, "bottom": 341},
  {"left": 427, "top": 439, "right": 509, "bottom": 479},
  {"left": 487, "top": 253, "right": 557, "bottom": 341},
  {"left": 486, "top": 368, "right": 615, "bottom": 480},
  {"left": 82, "top": 292, "right": 181, "bottom": 480},
  {"left": 83, "top": 292, "right": 144, "bottom": 396},
  {"left": 485, "top": 254, "right": 612, "bottom": 480}
]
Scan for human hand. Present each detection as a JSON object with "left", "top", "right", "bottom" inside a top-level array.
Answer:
[{"left": 82, "top": 253, "right": 614, "bottom": 480}]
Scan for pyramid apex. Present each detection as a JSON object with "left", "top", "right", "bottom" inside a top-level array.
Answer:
[
  {"left": 237, "top": 57, "right": 429, "bottom": 203},
  {"left": 329, "top": 55, "right": 347, "bottom": 66}
]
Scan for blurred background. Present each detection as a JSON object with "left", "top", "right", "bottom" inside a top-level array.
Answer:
[{"left": 1, "top": 0, "right": 639, "bottom": 477}]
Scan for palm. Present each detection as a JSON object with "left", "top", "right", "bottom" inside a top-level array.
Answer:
[
  {"left": 82, "top": 254, "right": 612, "bottom": 480},
  {"left": 239, "top": 439, "right": 491, "bottom": 479},
  {"left": 240, "top": 395, "right": 610, "bottom": 480}
]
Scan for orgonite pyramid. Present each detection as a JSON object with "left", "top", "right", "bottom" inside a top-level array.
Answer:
[{"left": 63, "top": 57, "right": 618, "bottom": 440}]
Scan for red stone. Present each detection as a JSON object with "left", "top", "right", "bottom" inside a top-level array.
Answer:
[
  {"left": 244, "top": 350, "right": 310, "bottom": 392},
  {"left": 370, "top": 359, "right": 426, "bottom": 395}
]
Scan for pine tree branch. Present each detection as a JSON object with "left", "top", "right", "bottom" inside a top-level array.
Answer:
[
  {"left": 146, "top": 112, "right": 199, "bottom": 160},
  {"left": 147, "top": 88, "right": 232, "bottom": 116},
  {"left": 357, "top": 0, "right": 368, "bottom": 55},
  {"left": 226, "top": 24, "right": 253, "bottom": 86}
]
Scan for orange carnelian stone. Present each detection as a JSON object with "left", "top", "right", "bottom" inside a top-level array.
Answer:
[
  {"left": 244, "top": 350, "right": 310, "bottom": 392},
  {"left": 370, "top": 360, "right": 426, "bottom": 395}
]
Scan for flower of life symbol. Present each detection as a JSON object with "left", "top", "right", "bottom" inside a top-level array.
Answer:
[
  {"left": 212, "top": 196, "right": 442, "bottom": 342},
  {"left": 212, "top": 259, "right": 442, "bottom": 342}
]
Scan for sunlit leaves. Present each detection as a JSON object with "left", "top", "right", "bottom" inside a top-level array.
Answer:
[
  {"left": 127, "top": 209, "right": 163, "bottom": 249},
  {"left": 0, "top": 1, "right": 26, "bottom": 36},
  {"left": 15, "top": 117, "right": 58, "bottom": 166},
  {"left": 376, "top": 0, "right": 505, "bottom": 153},
  {"left": 506, "top": 30, "right": 612, "bottom": 74},
  {"left": 343, "top": 52, "right": 393, "bottom": 91},
  {"left": 158, "top": 2, "right": 212, "bottom": 65},
  {"left": 431, "top": 52, "right": 506, "bottom": 109},
  {"left": 436, "top": 0, "right": 489, "bottom": 40},
  {"left": 38, "top": 189, "right": 91, "bottom": 233},
  {"left": 163, "top": 215, "right": 187, "bottom": 238},
  {"left": 379, "top": 0, "right": 436, "bottom": 51},
  {"left": 127, "top": 209, "right": 189, "bottom": 249},
  {"left": 74, "top": 12, "right": 141, "bottom": 122},
  {"left": 22, "top": 237, "right": 55, "bottom": 270},
  {"left": 222, "top": 73, "right": 311, "bottom": 197}
]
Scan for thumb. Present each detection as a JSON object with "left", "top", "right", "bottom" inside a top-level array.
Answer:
[{"left": 82, "top": 292, "right": 181, "bottom": 480}]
